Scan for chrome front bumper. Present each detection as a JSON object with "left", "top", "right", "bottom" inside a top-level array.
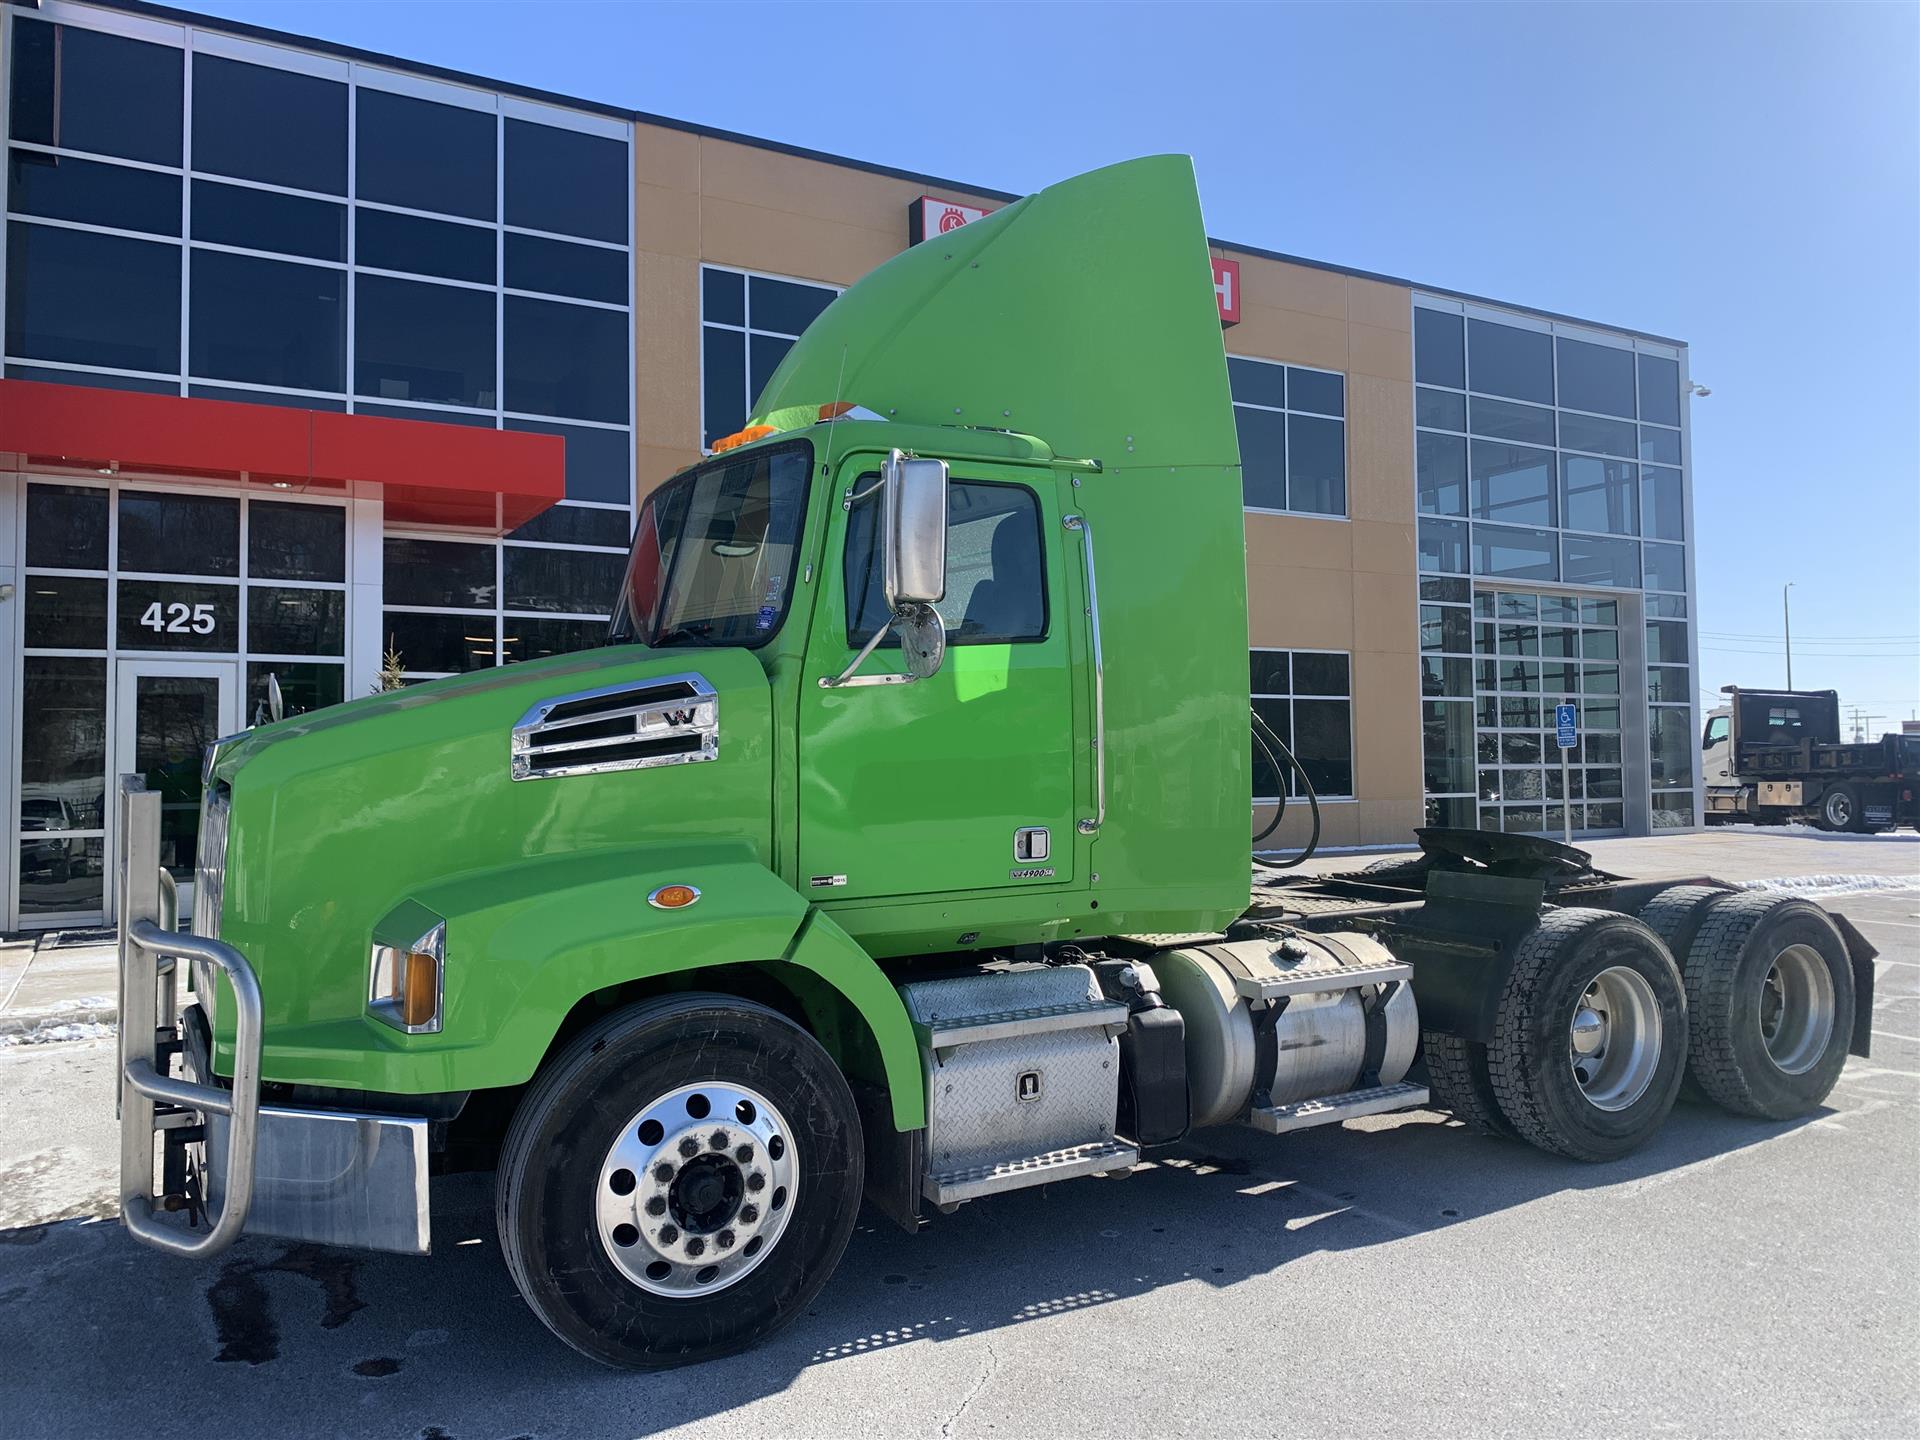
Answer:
[{"left": 117, "top": 775, "right": 431, "bottom": 1259}]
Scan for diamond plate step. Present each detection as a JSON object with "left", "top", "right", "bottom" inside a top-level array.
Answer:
[
  {"left": 1247, "top": 1081, "right": 1430, "bottom": 1135},
  {"left": 1231, "top": 957, "right": 1411, "bottom": 1003},
  {"left": 913, "top": 998, "right": 1129, "bottom": 1052},
  {"left": 923, "top": 1139, "right": 1140, "bottom": 1205}
]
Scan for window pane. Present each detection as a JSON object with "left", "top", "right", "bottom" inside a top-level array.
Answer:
[
  {"left": 701, "top": 267, "right": 744, "bottom": 327},
  {"left": 24, "top": 575, "right": 107, "bottom": 648},
  {"left": 19, "top": 834, "right": 106, "bottom": 915},
  {"left": 1582, "top": 664, "right": 1620, "bottom": 695},
  {"left": 1287, "top": 367, "right": 1344, "bottom": 417},
  {"left": 1473, "top": 524, "right": 1559, "bottom": 582},
  {"left": 10, "top": 18, "right": 182, "bottom": 166},
  {"left": 508, "top": 503, "right": 630, "bottom": 548},
  {"left": 702, "top": 326, "right": 745, "bottom": 447},
  {"left": 506, "top": 232, "right": 625, "bottom": 304},
  {"left": 190, "top": 384, "right": 344, "bottom": 410},
  {"left": 1417, "top": 432, "right": 1467, "bottom": 516},
  {"left": 356, "top": 274, "right": 495, "bottom": 408},
  {"left": 247, "top": 586, "right": 344, "bottom": 655},
  {"left": 1647, "top": 665, "right": 1689, "bottom": 704},
  {"left": 1470, "top": 441, "right": 1555, "bottom": 526},
  {"left": 9, "top": 148, "right": 179, "bottom": 234},
  {"left": 847, "top": 482, "right": 1046, "bottom": 644},
  {"left": 1422, "top": 655, "right": 1472, "bottom": 698},
  {"left": 1416, "top": 386, "right": 1465, "bottom": 431},
  {"left": 1539, "top": 625, "right": 1577, "bottom": 657},
  {"left": 26, "top": 484, "right": 110, "bottom": 569},
  {"left": 1228, "top": 357, "right": 1285, "bottom": 408},
  {"left": 384, "top": 538, "right": 495, "bottom": 608},
  {"left": 1647, "top": 593, "right": 1687, "bottom": 619},
  {"left": 1556, "top": 337, "right": 1636, "bottom": 418},
  {"left": 749, "top": 333, "right": 793, "bottom": 406},
  {"left": 1581, "top": 628, "right": 1619, "bottom": 659},
  {"left": 189, "top": 250, "right": 345, "bottom": 393},
  {"left": 1468, "top": 319, "right": 1552, "bottom": 404},
  {"left": 749, "top": 276, "right": 835, "bottom": 336},
  {"left": 1497, "top": 624, "right": 1539, "bottom": 655},
  {"left": 1293, "top": 652, "right": 1349, "bottom": 696},
  {"left": 504, "top": 295, "right": 627, "bottom": 422},
  {"left": 6, "top": 222, "right": 180, "bottom": 373},
  {"left": 193, "top": 180, "right": 344, "bottom": 262},
  {"left": 1580, "top": 597, "right": 1618, "bottom": 625},
  {"left": 1421, "top": 605, "right": 1470, "bottom": 654},
  {"left": 192, "top": 54, "right": 346, "bottom": 194},
  {"left": 116, "top": 579, "right": 239, "bottom": 651},
  {"left": 504, "top": 119, "right": 625, "bottom": 242},
  {"left": 1423, "top": 700, "right": 1474, "bottom": 792},
  {"left": 1562, "top": 455, "right": 1638, "bottom": 535},
  {"left": 248, "top": 500, "right": 346, "bottom": 582},
  {"left": 1419, "top": 577, "right": 1469, "bottom": 603},
  {"left": 1414, "top": 308, "right": 1464, "bottom": 388},
  {"left": 1644, "top": 541, "right": 1687, "bottom": 592},
  {"left": 502, "top": 617, "right": 607, "bottom": 663},
  {"left": 248, "top": 661, "right": 343, "bottom": 720},
  {"left": 504, "top": 419, "right": 632, "bottom": 506},
  {"left": 383, "top": 609, "right": 495, "bottom": 672},
  {"left": 1469, "top": 395, "right": 1554, "bottom": 446},
  {"left": 1560, "top": 411, "right": 1637, "bottom": 459},
  {"left": 1641, "top": 466, "right": 1685, "bottom": 541},
  {"left": 502, "top": 546, "right": 623, "bottom": 614},
  {"left": 1652, "top": 793, "right": 1694, "bottom": 829},
  {"left": 1496, "top": 593, "right": 1537, "bottom": 619},
  {"left": 1293, "top": 698, "right": 1353, "bottom": 796},
  {"left": 1562, "top": 534, "right": 1640, "bottom": 589},
  {"left": 1419, "top": 518, "right": 1468, "bottom": 575},
  {"left": 356, "top": 209, "right": 495, "bottom": 284},
  {"left": 1252, "top": 698, "right": 1290, "bottom": 798},
  {"left": 1235, "top": 407, "right": 1286, "bottom": 509},
  {"left": 1639, "top": 425, "right": 1682, "bottom": 465},
  {"left": 1638, "top": 354, "right": 1681, "bottom": 427},
  {"left": 355, "top": 87, "right": 495, "bottom": 221},
  {"left": 1287, "top": 415, "right": 1346, "bottom": 515},
  {"left": 1249, "top": 650, "right": 1290, "bottom": 695},
  {"left": 119, "top": 491, "right": 239, "bottom": 576}
]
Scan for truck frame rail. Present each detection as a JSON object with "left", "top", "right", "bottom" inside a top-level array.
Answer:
[{"left": 116, "top": 774, "right": 263, "bottom": 1257}]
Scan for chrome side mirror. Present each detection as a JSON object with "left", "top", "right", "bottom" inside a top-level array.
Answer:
[
  {"left": 894, "top": 602, "right": 946, "bottom": 679},
  {"left": 883, "top": 451, "right": 947, "bottom": 608}
]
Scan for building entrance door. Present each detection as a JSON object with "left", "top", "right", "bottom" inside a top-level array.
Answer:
[{"left": 111, "top": 659, "right": 239, "bottom": 922}]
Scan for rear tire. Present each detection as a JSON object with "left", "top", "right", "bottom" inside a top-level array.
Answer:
[
  {"left": 1820, "top": 783, "right": 1867, "bottom": 833},
  {"left": 1422, "top": 1032, "right": 1516, "bottom": 1138},
  {"left": 1638, "top": 884, "right": 1735, "bottom": 1104},
  {"left": 496, "top": 994, "right": 863, "bottom": 1368},
  {"left": 1486, "top": 909, "right": 1687, "bottom": 1162},
  {"left": 1680, "top": 893, "right": 1855, "bottom": 1119}
]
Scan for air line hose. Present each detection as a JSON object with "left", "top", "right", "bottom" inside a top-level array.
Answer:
[{"left": 1250, "top": 705, "right": 1321, "bottom": 870}]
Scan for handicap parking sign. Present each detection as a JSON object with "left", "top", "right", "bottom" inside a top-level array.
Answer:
[{"left": 1555, "top": 703, "right": 1579, "bottom": 749}]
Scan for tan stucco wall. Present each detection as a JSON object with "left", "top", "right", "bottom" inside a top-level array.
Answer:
[{"left": 631, "top": 127, "right": 1424, "bottom": 846}]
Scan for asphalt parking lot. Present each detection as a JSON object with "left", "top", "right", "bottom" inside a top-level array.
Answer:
[{"left": 2, "top": 830, "right": 1916, "bottom": 1439}]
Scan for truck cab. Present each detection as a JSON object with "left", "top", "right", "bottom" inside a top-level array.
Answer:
[{"left": 112, "top": 156, "right": 1878, "bottom": 1370}]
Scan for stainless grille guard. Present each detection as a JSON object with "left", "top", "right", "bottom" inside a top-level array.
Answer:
[{"left": 116, "top": 775, "right": 262, "bottom": 1257}]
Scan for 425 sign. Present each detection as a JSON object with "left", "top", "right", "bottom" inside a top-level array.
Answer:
[{"left": 117, "top": 581, "right": 237, "bottom": 652}]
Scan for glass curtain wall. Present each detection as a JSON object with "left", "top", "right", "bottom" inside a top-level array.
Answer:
[{"left": 1414, "top": 298, "right": 1694, "bottom": 833}]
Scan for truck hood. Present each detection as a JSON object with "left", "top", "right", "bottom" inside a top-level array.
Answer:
[{"left": 749, "top": 154, "right": 1237, "bottom": 475}]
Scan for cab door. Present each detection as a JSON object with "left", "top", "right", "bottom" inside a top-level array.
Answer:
[{"left": 796, "top": 458, "right": 1076, "bottom": 901}]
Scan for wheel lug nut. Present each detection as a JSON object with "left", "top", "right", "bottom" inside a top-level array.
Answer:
[
  {"left": 709, "top": 1131, "right": 730, "bottom": 1151},
  {"left": 678, "top": 1137, "right": 699, "bottom": 1158},
  {"left": 645, "top": 1196, "right": 666, "bottom": 1216},
  {"left": 734, "top": 1144, "right": 753, "bottom": 1163},
  {"left": 659, "top": 1225, "right": 679, "bottom": 1244},
  {"left": 717, "top": 1229, "right": 735, "bottom": 1249},
  {"left": 684, "top": 1237, "right": 705, "bottom": 1257},
  {"left": 739, "top": 1204, "right": 759, "bottom": 1224},
  {"left": 746, "top": 1172, "right": 765, "bottom": 1192},
  {"left": 652, "top": 1163, "right": 674, "bottom": 1183}
]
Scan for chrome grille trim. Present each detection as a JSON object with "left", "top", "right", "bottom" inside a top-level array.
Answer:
[{"left": 510, "top": 673, "right": 719, "bottom": 781}]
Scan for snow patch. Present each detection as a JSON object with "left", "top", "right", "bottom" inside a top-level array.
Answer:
[
  {"left": 1736, "top": 873, "right": 1920, "bottom": 899},
  {"left": 0, "top": 1018, "right": 116, "bottom": 1048}
]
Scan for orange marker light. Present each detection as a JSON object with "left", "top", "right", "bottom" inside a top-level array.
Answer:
[
  {"left": 818, "top": 401, "right": 855, "bottom": 421},
  {"left": 647, "top": 884, "right": 701, "bottom": 910},
  {"left": 400, "top": 950, "right": 439, "bottom": 1029}
]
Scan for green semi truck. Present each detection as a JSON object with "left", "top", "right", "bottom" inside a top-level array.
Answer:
[{"left": 114, "top": 156, "right": 1878, "bottom": 1368}]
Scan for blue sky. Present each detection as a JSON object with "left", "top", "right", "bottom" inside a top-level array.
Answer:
[{"left": 189, "top": 0, "right": 1920, "bottom": 726}]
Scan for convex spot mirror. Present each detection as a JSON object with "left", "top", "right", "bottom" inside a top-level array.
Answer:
[
  {"left": 894, "top": 601, "right": 946, "bottom": 680},
  {"left": 883, "top": 451, "right": 948, "bottom": 609}
]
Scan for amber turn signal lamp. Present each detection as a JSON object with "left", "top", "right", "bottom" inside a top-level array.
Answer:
[
  {"left": 398, "top": 950, "right": 439, "bottom": 1029},
  {"left": 647, "top": 884, "right": 701, "bottom": 910}
]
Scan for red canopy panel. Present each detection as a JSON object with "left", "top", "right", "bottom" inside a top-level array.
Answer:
[{"left": 0, "top": 380, "right": 564, "bottom": 533}]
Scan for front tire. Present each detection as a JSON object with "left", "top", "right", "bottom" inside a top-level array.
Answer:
[
  {"left": 1486, "top": 909, "right": 1687, "bottom": 1162},
  {"left": 1680, "top": 893, "right": 1855, "bottom": 1119},
  {"left": 496, "top": 994, "right": 863, "bottom": 1368}
]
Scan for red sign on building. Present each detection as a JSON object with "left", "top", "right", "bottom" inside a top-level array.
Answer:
[{"left": 1212, "top": 257, "right": 1241, "bottom": 328}]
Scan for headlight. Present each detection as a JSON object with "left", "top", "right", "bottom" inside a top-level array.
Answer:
[{"left": 369, "top": 919, "right": 444, "bottom": 1034}]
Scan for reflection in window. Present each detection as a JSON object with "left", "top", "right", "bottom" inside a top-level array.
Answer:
[
  {"left": 1562, "top": 455, "right": 1638, "bottom": 535},
  {"left": 9, "top": 18, "right": 183, "bottom": 166},
  {"left": 26, "top": 485, "right": 110, "bottom": 570},
  {"left": 356, "top": 274, "right": 496, "bottom": 408},
  {"left": 1414, "top": 308, "right": 1464, "bottom": 388},
  {"left": 1470, "top": 441, "right": 1556, "bottom": 526},
  {"left": 1467, "top": 319, "right": 1553, "bottom": 404},
  {"left": 384, "top": 538, "right": 496, "bottom": 609},
  {"left": 700, "top": 267, "right": 840, "bottom": 448},
  {"left": 1562, "top": 534, "right": 1640, "bottom": 589},
  {"left": 24, "top": 576, "right": 108, "bottom": 649},
  {"left": 247, "top": 587, "right": 345, "bottom": 655},
  {"left": 192, "top": 54, "right": 346, "bottom": 193},
  {"left": 118, "top": 491, "right": 240, "bottom": 577},
  {"left": 846, "top": 481, "right": 1046, "bottom": 645},
  {"left": 1555, "top": 337, "right": 1635, "bottom": 417},
  {"left": 249, "top": 501, "right": 346, "bottom": 582},
  {"left": 6, "top": 222, "right": 181, "bottom": 374},
  {"left": 1250, "top": 648, "right": 1354, "bottom": 799},
  {"left": 189, "top": 250, "right": 345, "bottom": 393},
  {"left": 502, "top": 546, "right": 624, "bottom": 615},
  {"left": 21, "top": 658, "right": 108, "bottom": 830},
  {"left": 504, "top": 295, "right": 627, "bottom": 423},
  {"left": 1473, "top": 525, "right": 1559, "bottom": 582},
  {"left": 382, "top": 609, "right": 496, "bottom": 673}
]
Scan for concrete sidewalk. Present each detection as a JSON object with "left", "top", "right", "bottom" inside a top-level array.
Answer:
[{"left": 2, "top": 826, "right": 1912, "bottom": 1047}]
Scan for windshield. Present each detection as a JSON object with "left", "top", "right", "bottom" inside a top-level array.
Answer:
[{"left": 609, "top": 439, "right": 813, "bottom": 649}]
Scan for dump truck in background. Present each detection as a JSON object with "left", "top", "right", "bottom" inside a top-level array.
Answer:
[
  {"left": 1704, "top": 686, "right": 1920, "bottom": 831},
  {"left": 113, "top": 156, "right": 1878, "bottom": 1369}
]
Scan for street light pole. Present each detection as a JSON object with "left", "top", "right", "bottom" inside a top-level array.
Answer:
[{"left": 1783, "top": 582, "right": 1794, "bottom": 689}]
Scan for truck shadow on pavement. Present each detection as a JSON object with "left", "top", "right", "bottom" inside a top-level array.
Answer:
[{"left": 0, "top": 1099, "right": 1823, "bottom": 1439}]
